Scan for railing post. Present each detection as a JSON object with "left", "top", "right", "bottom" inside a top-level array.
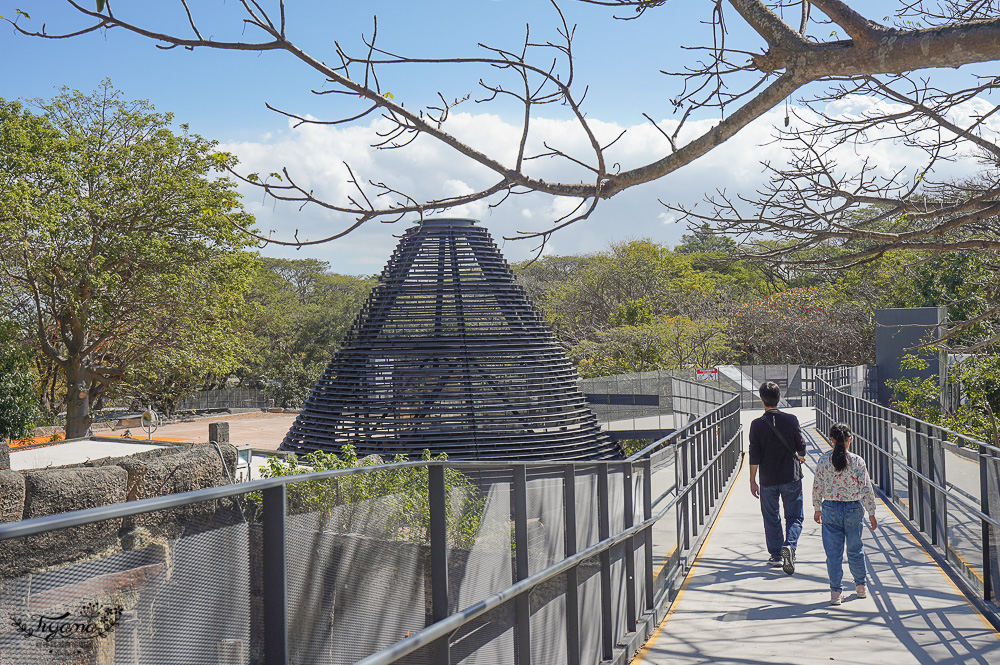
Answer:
[
  {"left": 512, "top": 465, "right": 531, "bottom": 665},
  {"left": 697, "top": 430, "right": 707, "bottom": 525},
  {"left": 680, "top": 436, "right": 690, "bottom": 551},
  {"left": 642, "top": 457, "right": 654, "bottom": 611},
  {"left": 980, "top": 446, "right": 1000, "bottom": 601},
  {"left": 563, "top": 464, "right": 581, "bottom": 665},
  {"left": 910, "top": 418, "right": 927, "bottom": 533},
  {"left": 428, "top": 464, "right": 451, "bottom": 664},
  {"left": 597, "top": 464, "right": 614, "bottom": 661},
  {"left": 262, "top": 485, "right": 287, "bottom": 665},
  {"left": 623, "top": 462, "right": 637, "bottom": 630},
  {"left": 928, "top": 427, "right": 945, "bottom": 548}
]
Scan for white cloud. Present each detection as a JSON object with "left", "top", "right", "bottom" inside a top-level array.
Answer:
[{"left": 222, "top": 97, "right": 996, "bottom": 273}]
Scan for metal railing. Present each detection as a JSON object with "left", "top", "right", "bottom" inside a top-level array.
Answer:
[
  {"left": 814, "top": 368, "right": 1000, "bottom": 610},
  {"left": 0, "top": 388, "right": 741, "bottom": 665}
]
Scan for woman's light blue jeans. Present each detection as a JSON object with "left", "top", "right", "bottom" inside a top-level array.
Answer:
[{"left": 821, "top": 500, "right": 867, "bottom": 592}]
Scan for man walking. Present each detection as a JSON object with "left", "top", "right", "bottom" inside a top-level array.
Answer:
[{"left": 749, "top": 381, "right": 806, "bottom": 574}]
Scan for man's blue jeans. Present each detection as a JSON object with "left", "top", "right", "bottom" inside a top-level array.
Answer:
[
  {"left": 821, "top": 500, "right": 867, "bottom": 591},
  {"left": 760, "top": 479, "right": 804, "bottom": 558}
]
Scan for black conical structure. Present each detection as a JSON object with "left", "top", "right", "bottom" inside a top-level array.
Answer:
[{"left": 281, "top": 218, "right": 620, "bottom": 461}]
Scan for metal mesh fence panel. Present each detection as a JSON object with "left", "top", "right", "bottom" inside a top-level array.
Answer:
[
  {"left": 524, "top": 467, "right": 567, "bottom": 665},
  {"left": 988, "top": 457, "right": 1000, "bottom": 601},
  {"left": 449, "top": 472, "right": 513, "bottom": 664},
  {"left": 283, "top": 471, "right": 432, "bottom": 665},
  {"left": 0, "top": 497, "right": 250, "bottom": 665},
  {"left": 649, "top": 446, "right": 678, "bottom": 602},
  {"left": 450, "top": 597, "right": 516, "bottom": 665},
  {"left": 890, "top": 425, "right": 911, "bottom": 513},
  {"left": 632, "top": 463, "right": 648, "bottom": 614},
  {"left": 571, "top": 468, "right": 603, "bottom": 665},
  {"left": 943, "top": 444, "right": 985, "bottom": 593},
  {"left": 176, "top": 387, "right": 272, "bottom": 412},
  {"left": 607, "top": 469, "right": 628, "bottom": 643},
  {"left": 577, "top": 553, "right": 603, "bottom": 665}
]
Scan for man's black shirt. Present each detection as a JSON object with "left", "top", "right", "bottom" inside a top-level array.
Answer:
[{"left": 748, "top": 409, "right": 806, "bottom": 486}]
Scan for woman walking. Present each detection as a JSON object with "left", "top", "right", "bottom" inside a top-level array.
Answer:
[{"left": 813, "top": 422, "right": 878, "bottom": 605}]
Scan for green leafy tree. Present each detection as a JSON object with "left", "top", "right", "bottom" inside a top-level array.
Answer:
[
  {"left": 0, "top": 83, "right": 256, "bottom": 437},
  {"left": 571, "top": 315, "right": 728, "bottom": 378},
  {"left": 0, "top": 320, "right": 39, "bottom": 441},
  {"left": 676, "top": 223, "right": 737, "bottom": 256},
  {"left": 727, "top": 287, "right": 873, "bottom": 365},
  {"left": 242, "top": 257, "right": 374, "bottom": 407},
  {"left": 532, "top": 239, "right": 720, "bottom": 343},
  {"left": 890, "top": 354, "right": 1000, "bottom": 447},
  {"left": 248, "top": 445, "right": 484, "bottom": 548}
]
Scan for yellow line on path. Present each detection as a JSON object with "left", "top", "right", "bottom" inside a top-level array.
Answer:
[
  {"left": 813, "top": 427, "right": 1000, "bottom": 639},
  {"left": 633, "top": 456, "right": 746, "bottom": 663}
]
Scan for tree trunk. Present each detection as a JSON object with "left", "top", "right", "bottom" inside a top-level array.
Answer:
[{"left": 65, "top": 361, "right": 93, "bottom": 439}]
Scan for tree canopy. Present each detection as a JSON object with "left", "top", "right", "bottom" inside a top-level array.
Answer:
[
  {"left": 0, "top": 319, "right": 39, "bottom": 441},
  {"left": 0, "top": 83, "right": 257, "bottom": 437},
  {"left": 241, "top": 257, "right": 375, "bottom": 407}
]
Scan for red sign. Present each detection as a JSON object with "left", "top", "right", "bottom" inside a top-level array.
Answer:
[{"left": 696, "top": 368, "right": 719, "bottom": 381}]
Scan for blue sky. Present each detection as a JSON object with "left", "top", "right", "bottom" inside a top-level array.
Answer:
[{"left": 2, "top": 2, "right": 995, "bottom": 273}]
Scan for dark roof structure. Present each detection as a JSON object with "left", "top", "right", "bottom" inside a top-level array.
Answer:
[{"left": 281, "top": 218, "right": 620, "bottom": 461}]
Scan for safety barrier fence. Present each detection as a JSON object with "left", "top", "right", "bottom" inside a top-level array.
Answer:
[
  {"left": 1, "top": 392, "right": 740, "bottom": 665},
  {"left": 815, "top": 369, "right": 1000, "bottom": 612}
]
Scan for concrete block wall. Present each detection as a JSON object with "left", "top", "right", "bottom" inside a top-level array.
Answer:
[{"left": 0, "top": 443, "right": 237, "bottom": 579}]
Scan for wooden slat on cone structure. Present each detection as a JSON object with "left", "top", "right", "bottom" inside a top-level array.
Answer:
[{"left": 281, "top": 218, "right": 620, "bottom": 461}]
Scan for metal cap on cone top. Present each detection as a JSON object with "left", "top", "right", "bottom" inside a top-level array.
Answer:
[
  {"left": 281, "top": 220, "right": 620, "bottom": 461},
  {"left": 411, "top": 217, "right": 478, "bottom": 227}
]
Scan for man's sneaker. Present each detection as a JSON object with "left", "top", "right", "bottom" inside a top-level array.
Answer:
[
  {"left": 856, "top": 584, "right": 867, "bottom": 599},
  {"left": 767, "top": 555, "right": 782, "bottom": 567},
  {"left": 830, "top": 591, "right": 842, "bottom": 605},
  {"left": 781, "top": 545, "right": 795, "bottom": 575}
]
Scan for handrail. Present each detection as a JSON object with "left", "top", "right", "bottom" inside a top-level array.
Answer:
[
  {"left": 820, "top": 377, "right": 1000, "bottom": 454},
  {"left": 357, "top": 422, "right": 743, "bottom": 665},
  {"left": 850, "top": 429, "right": 1000, "bottom": 529},
  {"left": 627, "top": 393, "right": 740, "bottom": 462},
  {"left": 355, "top": 475, "right": 686, "bottom": 665},
  {"left": 669, "top": 376, "right": 739, "bottom": 398},
  {"left": 814, "top": 368, "right": 1000, "bottom": 607},
  {"left": 1, "top": 373, "right": 746, "bottom": 665}
]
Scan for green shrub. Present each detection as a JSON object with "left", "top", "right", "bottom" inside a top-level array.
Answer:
[{"left": 245, "top": 445, "right": 485, "bottom": 548}]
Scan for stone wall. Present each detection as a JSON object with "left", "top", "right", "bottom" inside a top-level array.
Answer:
[{"left": 0, "top": 443, "right": 238, "bottom": 579}]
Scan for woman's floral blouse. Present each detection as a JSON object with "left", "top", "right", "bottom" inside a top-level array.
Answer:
[{"left": 812, "top": 451, "right": 876, "bottom": 514}]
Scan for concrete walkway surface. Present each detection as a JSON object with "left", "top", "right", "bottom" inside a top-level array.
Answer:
[{"left": 635, "top": 407, "right": 1000, "bottom": 665}]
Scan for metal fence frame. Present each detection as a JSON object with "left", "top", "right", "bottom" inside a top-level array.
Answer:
[
  {"left": 1, "top": 386, "right": 741, "bottom": 665},
  {"left": 814, "top": 368, "right": 1000, "bottom": 618}
]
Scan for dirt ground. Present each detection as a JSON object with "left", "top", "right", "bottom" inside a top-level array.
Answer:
[{"left": 105, "top": 411, "right": 298, "bottom": 450}]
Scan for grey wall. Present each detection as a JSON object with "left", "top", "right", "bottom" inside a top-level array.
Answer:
[{"left": 875, "top": 307, "right": 946, "bottom": 406}]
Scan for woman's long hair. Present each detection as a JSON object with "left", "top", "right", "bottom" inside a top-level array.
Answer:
[{"left": 829, "top": 422, "right": 851, "bottom": 472}]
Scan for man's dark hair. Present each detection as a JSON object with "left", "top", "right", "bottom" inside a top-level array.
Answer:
[{"left": 759, "top": 381, "right": 781, "bottom": 408}]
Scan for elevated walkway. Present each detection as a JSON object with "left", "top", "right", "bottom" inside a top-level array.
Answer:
[{"left": 636, "top": 407, "right": 1000, "bottom": 664}]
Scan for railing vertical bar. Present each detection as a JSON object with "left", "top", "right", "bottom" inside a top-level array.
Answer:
[
  {"left": 642, "top": 457, "right": 654, "bottom": 611},
  {"left": 428, "top": 464, "right": 451, "bottom": 665},
  {"left": 981, "top": 445, "right": 996, "bottom": 602},
  {"left": 512, "top": 465, "right": 531, "bottom": 665},
  {"left": 262, "top": 485, "right": 288, "bottom": 665},
  {"left": 563, "top": 464, "right": 581, "bottom": 665},
  {"left": 681, "top": 436, "right": 691, "bottom": 548},
  {"left": 598, "top": 464, "right": 614, "bottom": 661},
  {"left": 928, "top": 427, "right": 940, "bottom": 548}
]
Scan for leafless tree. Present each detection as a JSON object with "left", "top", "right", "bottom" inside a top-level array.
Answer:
[{"left": 7, "top": 1, "right": 1000, "bottom": 255}]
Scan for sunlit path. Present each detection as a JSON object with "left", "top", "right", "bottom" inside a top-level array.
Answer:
[{"left": 636, "top": 408, "right": 1000, "bottom": 665}]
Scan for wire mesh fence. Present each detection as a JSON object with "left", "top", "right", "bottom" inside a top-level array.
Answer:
[
  {"left": 1, "top": 383, "right": 743, "bottom": 665},
  {"left": 814, "top": 368, "right": 1000, "bottom": 607}
]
